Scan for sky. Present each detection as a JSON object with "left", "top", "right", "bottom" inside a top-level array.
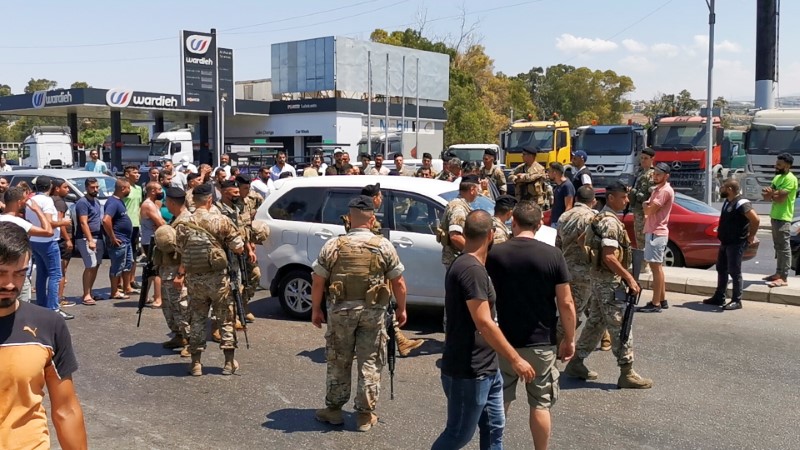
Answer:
[{"left": 0, "top": 0, "right": 797, "bottom": 102}]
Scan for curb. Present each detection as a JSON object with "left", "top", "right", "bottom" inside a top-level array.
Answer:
[{"left": 641, "top": 267, "right": 800, "bottom": 307}]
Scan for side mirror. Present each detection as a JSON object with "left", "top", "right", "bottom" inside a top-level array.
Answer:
[
  {"left": 731, "top": 143, "right": 740, "bottom": 156},
  {"left": 646, "top": 127, "right": 655, "bottom": 147},
  {"left": 65, "top": 193, "right": 79, "bottom": 202}
]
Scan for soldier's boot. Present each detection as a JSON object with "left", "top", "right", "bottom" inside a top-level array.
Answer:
[
  {"left": 600, "top": 331, "right": 612, "bottom": 351},
  {"left": 235, "top": 319, "right": 244, "bottom": 330},
  {"left": 189, "top": 353, "right": 202, "bottom": 377},
  {"left": 314, "top": 407, "right": 344, "bottom": 426},
  {"left": 211, "top": 324, "right": 221, "bottom": 343},
  {"left": 222, "top": 349, "right": 239, "bottom": 376},
  {"left": 355, "top": 412, "right": 378, "bottom": 432},
  {"left": 396, "top": 329, "right": 424, "bottom": 357},
  {"left": 564, "top": 358, "right": 598, "bottom": 381},
  {"left": 617, "top": 363, "right": 654, "bottom": 389},
  {"left": 245, "top": 304, "right": 256, "bottom": 323},
  {"left": 180, "top": 346, "right": 190, "bottom": 358},
  {"left": 162, "top": 335, "right": 187, "bottom": 349}
]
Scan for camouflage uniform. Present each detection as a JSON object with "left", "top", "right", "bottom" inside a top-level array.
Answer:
[
  {"left": 575, "top": 206, "right": 634, "bottom": 365},
  {"left": 509, "top": 161, "right": 548, "bottom": 207},
  {"left": 628, "top": 167, "right": 655, "bottom": 249},
  {"left": 312, "top": 228, "right": 405, "bottom": 413},
  {"left": 153, "top": 210, "right": 191, "bottom": 340},
  {"left": 492, "top": 216, "right": 511, "bottom": 245},
  {"left": 216, "top": 200, "right": 261, "bottom": 310},
  {"left": 479, "top": 165, "right": 507, "bottom": 194},
  {"left": 440, "top": 197, "right": 472, "bottom": 267},
  {"left": 242, "top": 192, "right": 264, "bottom": 301},
  {"left": 435, "top": 170, "right": 454, "bottom": 182},
  {"left": 555, "top": 203, "right": 597, "bottom": 338},
  {"left": 175, "top": 208, "right": 244, "bottom": 353}
]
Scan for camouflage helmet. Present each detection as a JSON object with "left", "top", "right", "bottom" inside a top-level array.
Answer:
[
  {"left": 250, "top": 220, "right": 270, "bottom": 244},
  {"left": 154, "top": 225, "right": 178, "bottom": 253}
]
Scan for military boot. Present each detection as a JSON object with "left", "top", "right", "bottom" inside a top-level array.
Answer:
[
  {"left": 564, "top": 358, "right": 598, "bottom": 380},
  {"left": 396, "top": 329, "right": 424, "bottom": 357},
  {"left": 600, "top": 330, "right": 612, "bottom": 351},
  {"left": 314, "top": 407, "right": 344, "bottom": 426},
  {"left": 245, "top": 304, "right": 256, "bottom": 323},
  {"left": 235, "top": 319, "right": 244, "bottom": 330},
  {"left": 211, "top": 327, "right": 221, "bottom": 343},
  {"left": 222, "top": 349, "right": 239, "bottom": 376},
  {"left": 189, "top": 353, "right": 202, "bottom": 377},
  {"left": 617, "top": 363, "right": 653, "bottom": 389},
  {"left": 162, "top": 335, "right": 187, "bottom": 349},
  {"left": 180, "top": 346, "right": 190, "bottom": 358},
  {"left": 356, "top": 412, "right": 378, "bottom": 432}
]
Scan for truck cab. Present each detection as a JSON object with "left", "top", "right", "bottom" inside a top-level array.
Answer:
[
  {"left": 745, "top": 109, "right": 800, "bottom": 188},
  {"left": 357, "top": 132, "right": 402, "bottom": 158},
  {"left": 573, "top": 123, "right": 645, "bottom": 187},
  {"left": 148, "top": 129, "right": 195, "bottom": 165},
  {"left": 19, "top": 126, "right": 74, "bottom": 169},
  {"left": 444, "top": 144, "right": 503, "bottom": 167},
  {"left": 501, "top": 120, "right": 571, "bottom": 168}
]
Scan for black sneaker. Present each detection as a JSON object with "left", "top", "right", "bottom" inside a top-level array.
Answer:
[
  {"left": 637, "top": 302, "right": 662, "bottom": 313},
  {"left": 660, "top": 300, "right": 670, "bottom": 309},
  {"left": 702, "top": 296, "right": 726, "bottom": 306},
  {"left": 722, "top": 301, "right": 742, "bottom": 311},
  {"left": 56, "top": 309, "right": 75, "bottom": 320}
]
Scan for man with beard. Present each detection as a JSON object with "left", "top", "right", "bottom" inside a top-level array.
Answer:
[
  {"left": 0, "top": 176, "right": 9, "bottom": 211},
  {"left": 75, "top": 178, "right": 105, "bottom": 305},
  {"left": 102, "top": 179, "right": 134, "bottom": 301},
  {"left": 761, "top": 152, "right": 798, "bottom": 288},
  {"left": 0, "top": 222, "right": 88, "bottom": 450}
]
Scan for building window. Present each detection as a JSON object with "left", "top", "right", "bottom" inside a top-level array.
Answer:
[{"left": 243, "top": 84, "right": 254, "bottom": 100}]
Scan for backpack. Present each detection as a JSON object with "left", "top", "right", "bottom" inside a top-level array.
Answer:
[{"left": 179, "top": 219, "right": 228, "bottom": 274}]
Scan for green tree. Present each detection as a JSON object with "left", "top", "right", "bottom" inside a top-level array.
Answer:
[
  {"left": 70, "top": 81, "right": 90, "bottom": 89},
  {"left": 674, "top": 89, "right": 699, "bottom": 115},
  {"left": 24, "top": 78, "right": 57, "bottom": 93},
  {"left": 0, "top": 84, "right": 11, "bottom": 97}
]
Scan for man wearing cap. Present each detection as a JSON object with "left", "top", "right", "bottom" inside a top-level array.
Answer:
[
  {"left": 153, "top": 187, "right": 192, "bottom": 357},
  {"left": 179, "top": 156, "right": 198, "bottom": 174},
  {"left": 270, "top": 150, "right": 297, "bottom": 180},
  {"left": 570, "top": 150, "right": 592, "bottom": 191},
  {"left": 492, "top": 195, "right": 517, "bottom": 245},
  {"left": 311, "top": 195, "right": 408, "bottom": 432},
  {"left": 325, "top": 148, "right": 347, "bottom": 175},
  {"left": 629, "top": 148, "right": 657, "bottom": 263},
  {"left": 479, "top": 148, "right": 507, "bottom": 195},
  {"left": 509, "top": 148, "right": 548, "bottom": 207},
  {"left": 564, "top": 181, "right": 653, "bottom": 389},
  {"left": 638, "top": 162, "right": 674, "bottom": 313},
  {"left": 416, "top": 152, "right": 439, "bottom": 178},
  {"left": 439, "top": 175, "right": 480, "bottom": 268}
]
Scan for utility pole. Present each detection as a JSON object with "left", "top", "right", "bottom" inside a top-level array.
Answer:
[{"left": 705, "top": 0, "right": 716, "bottom": 205}]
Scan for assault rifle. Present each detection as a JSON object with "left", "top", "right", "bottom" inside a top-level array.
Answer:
[
  {"left": 381, "top": 227, "right": 397, "bottom": 400},
  {"left": 136, "top": 237, "right": 157, "bottom": 327},
  {"left": 227, "top": 248, "right": 250, "bottom": 349},
  {"left": 619, "top": 248, "right": 644, "bottom": 345}
]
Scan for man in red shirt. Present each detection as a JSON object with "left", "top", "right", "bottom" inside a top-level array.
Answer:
[
  {"left": 0, "top": 221, "right": 87, "bottom": 449},
  {"left": 639, "top": 162, "right": 674, "bottom": 312}
]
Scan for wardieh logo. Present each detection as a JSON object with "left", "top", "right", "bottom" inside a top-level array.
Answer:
[
  {"left": 31, "top": 90, "right": 73, "bottom": 109},
  {"left": 106, "top": 89, "right": 133, "bottom": 108},
  {"left": 185, "top": 34, "right": 212, "bottom": 55},
  {"left": 32, "top": 91, "right": 46, "bottom": 108}
]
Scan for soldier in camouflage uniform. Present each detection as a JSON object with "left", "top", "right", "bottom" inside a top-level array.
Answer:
[
  {"left": 436, "top": 158, "right": 462, "bottom": 182},
  {"left": 153, "top": 187, "right": 192, "bottom": 358},
  {"left": 439, "top": 175, "right": 480, "bottom": 267},
  {"left": 509, "top": 147, "right": 548, "bottom": 208},
  {"left": 491, "top": 195, "right": 517, "bottom": 245},
  {"left": 238, "top": 176, "right": 265, "bottom": 305},
  {"left": 629, "top": 148, "right": 656, "bottom": 251},
  {"left": 479, "top": 147, "right": 508, "bottom": 195},
  {"left": 312, "top": 195, "right": 408, "bottom": 432},
  {"left": 564, "top": 181, "right": 653, "bottom": 389},
  {"left": 174, "top": 183, "right": 245, "bottom": 377}
]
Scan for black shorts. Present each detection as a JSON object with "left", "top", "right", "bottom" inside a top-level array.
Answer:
[{"left": 58, "top": 239, "right": 72, "bottom": 261}]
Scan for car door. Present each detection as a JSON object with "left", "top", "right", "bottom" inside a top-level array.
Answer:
[
  {"left": 386, "top": 190, "right": 446, "bottom": 306},
  {"left": 306, "top": 188, "right": 361, "bottom": 263},
  {"left": 260, "top": 186, "right": 324, "bottom": 272}
]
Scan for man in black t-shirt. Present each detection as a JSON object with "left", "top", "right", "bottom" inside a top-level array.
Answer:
[
  {"left": 703, "top": 179, "right": 760, "bottom": 310},
  {"left": 0, "top": 221, "right": 87, "bottom": 449},
  {"left": 486, "top": 201, "right": 576, "bottom": 449},
  {"left": 432, "top": 210, "right": 534, "bottom": 450}
]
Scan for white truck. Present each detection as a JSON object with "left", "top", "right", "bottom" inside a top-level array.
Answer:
[
  {"left": 745, "top": 109, "right": 800, "bottom": 189},
  {"left": 147, "top": 129, "right": 195, "bottom": 164},
  {"left": 444, "top": 144, "right": 503, "bottom": 166},
  {"left": 19, "top": 126, "right": 74, "bottom": 169}
]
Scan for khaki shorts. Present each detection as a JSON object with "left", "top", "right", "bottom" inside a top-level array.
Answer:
[{"left": 499, "top": 346, "right": 559, "bottom": 410}]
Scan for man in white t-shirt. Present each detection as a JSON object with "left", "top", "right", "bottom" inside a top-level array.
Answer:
[
  {"left": 251, "top": 166, "right": 273, "bottom": 199},
  {"left": 214, "top": 153, "right": 232, "bottom": 179},
  {"left": 269, "top": 151, "right": 297, "bottom": 181}
]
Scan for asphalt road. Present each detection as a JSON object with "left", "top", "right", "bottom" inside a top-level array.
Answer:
[{"left": 40, "top": 261, "right": 800, "bottom": 450}]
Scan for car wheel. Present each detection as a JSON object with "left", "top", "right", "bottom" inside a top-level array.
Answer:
[
  {"left": 278, "top": 269, "right": 313, "bottom": 320},
  {"left": 663, "top": 241, "right": 684, "bottom": 267}
]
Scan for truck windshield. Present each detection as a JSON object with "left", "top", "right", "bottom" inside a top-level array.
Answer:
[
  {"left": 507, "top": 130, "right": 553, "bottom": 153},
  {"left": 575, "top": 132, "right": 632, "bottom": 156},
  {"left": 653, "top": 125, "right": 709, "bottom": 150},
  {"left": 746, "top": 128, "right": 800, "bottom": 155},
  {"left": 446, "top": 148, "right": 486, "bottom": 163},
  {"left": 149, "top": 140, "right": 169, "bottom": 156}
]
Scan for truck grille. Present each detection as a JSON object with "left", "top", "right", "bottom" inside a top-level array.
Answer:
[{"left": 665, "top": 161, "right": 701, "bottom": 172}]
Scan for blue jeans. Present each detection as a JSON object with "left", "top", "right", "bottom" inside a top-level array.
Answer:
[
  {"left": 31, "top": 240, "right": 62, "bottom": 311},
  {"left": 431, "top": 369, "right": 505, "bottom": 450},
  {"left": 108, "top": 242, "right": 133, "bottom": 277}
]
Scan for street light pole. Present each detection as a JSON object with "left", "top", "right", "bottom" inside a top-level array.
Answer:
[{"left": 705, "top": 0, "right": 716, "bottom": 205}]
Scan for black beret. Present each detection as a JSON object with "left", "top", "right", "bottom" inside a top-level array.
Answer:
[
  {"left": 461, "top": 174, "right": 480, "bottom": 184},
  {"left": 165, "top": 187, "right": 185, "bottom": 199},
  {"left": 422, "top": 152, "right": 433, "bottom": 159},
  {"left": 193, "top": 183, "right": 213, "bottom": 196},
  {"left": 641, "top": 147, "right": 655, "bottom": 157},
  {"left": 522, "top": 147, "right": 538, "bottom": 155},
  {"left": 235, "top": 175, "right": 251, "bottom": 185},
  {"left": 654, "top": 162, "right": 671, "bottom": 174},
  {"left": 361, "top": 183, "right": 381, "bottom": 196},
  {"left": 495, "top": 195, "right": 518, "bottom": 209},
  {"left": 349, "top": 195, "right": 375, "bottom": 211},
  {"left": 606, "top": 181, "right": 629, "bottom": 193},
  {"left": 220, "top": 180, "right": 237, "bottom": 189},
  {"left": 484, "top": 147, "right": 497, "bottom": 157}
]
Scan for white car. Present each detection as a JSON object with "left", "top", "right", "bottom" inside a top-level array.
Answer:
[{"left": 254, "top": 175, "right": 555, "bottom": 319}]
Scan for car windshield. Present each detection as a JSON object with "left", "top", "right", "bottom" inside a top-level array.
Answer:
[
  {"left": 440, "top": 190, "right": 495, "bottom": 215},
  {"left": 69, "top": 176, "right": 116, "bottom": 198},
  {"left": 653, "top": 125, "right": 710, "bottom": 150},
  {"left": 507, "top": 130, "right": 553, "bottom": 153},
  {"left": 575, "top": 131, "right": 633, "bottom": 156},
  {"left": 149, "top": 140, "right": 169, "bottom": 156},
  {"left": 746, "top": 128, "right": 800, "bottom": 156},
  {"left": 675, "top": 192, "right": 718, "bottom": 215}
]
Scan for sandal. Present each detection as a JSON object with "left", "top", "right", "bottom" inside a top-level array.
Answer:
[
  {"left": 111, "top": 293, "right": 130, "bottom": 300},
  {"left": 82, "top": 298, "right": 97, "bottom": 306},
  {"left": 762, "top": 274, "right": 781, "bottom": 282},
  {"left": 767, "top": 280, "right": 788, "bottom": 288}
]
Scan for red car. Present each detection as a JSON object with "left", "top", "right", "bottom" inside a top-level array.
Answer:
[{"left": 544, "top": 190, "right": 758, "bottom": 268}]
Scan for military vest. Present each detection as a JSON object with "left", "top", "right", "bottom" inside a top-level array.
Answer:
[
  {"left": 583, "top": 211, "right": 631, "bottom": 270},
  {"left": 179, "top": 218, "right": 228, "bottom": 274},
  {"left": 327, "top": 235, "right": 390, "bottom": 306}
]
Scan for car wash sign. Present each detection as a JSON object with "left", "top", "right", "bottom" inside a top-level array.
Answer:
[
  {"left": 180, "top": 30, "right": 217, "bottom": 108},
  {"left": 105, "top": 89, "right": 181, "bottom": 109}
]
